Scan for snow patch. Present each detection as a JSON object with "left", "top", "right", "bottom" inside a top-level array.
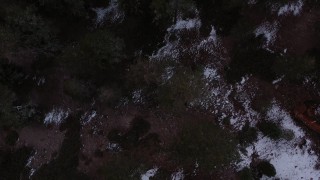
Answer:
[
  {"left": 44, "top": 108, "right": 69, "bottom": 126},
  {"left": 132, "top": 89, "right": 144, "bottom": 104},
  {"left": 106, "top": 142, "right": 121, "bottom": 152},
  {"left": 26, "top": 151, "right": 37, "bottom": 179},
  {"left": 198, "top": 26, "right": 221, "bottom": 52},
  {"left": 272, "top": 75, "right": 285, "bottom": 84},
  {"left": 167, "top": 18, "right": 201, "bottom": 31},
  {"left": 254, "top": 21, "right": 279, "bottom": 47},
  {"left": 248, "top": 0, "right": 257, "bottom": 5},
  {"left": 278, "top": 0, "right": 304, "bottom": 16},
  {"left": 203, "top": 66, "right": 220, "bottom": 81},
  {"left": 92, "top": 0, "right": 124, "bottom": 25},
  {"left": 141, "top": 168, "right": 158, "bottom": 180},
  {"left": 81, "top": 111, "right": 97, "bottom": 125},
  {"left": 238, "top": 101, "right": 320, "bottom": 179},
  {"left": 171, "top": 169, "right": 184, "bottom": 180},
  {"left": 162, "top": 67, "right": 175, "bottom": 82}
]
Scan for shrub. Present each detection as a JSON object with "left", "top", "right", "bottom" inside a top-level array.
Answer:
[
  {"left": 239, "top": 121, "right": 258, "bottom": 146},
  {"left": 256, "top": 160, "right": 276, "bottom": 177},
  {"left": 79, "top": 30, "right": 125, "bottom": 67},
  {"left": 252, "top": 95, "right": 272, "bottom": 115},
  {"left": 5, "top": 130, "right": 19, "bottom": 146},
  {"left": 0, "top": 26, "right": 18, "bottom": 55},
  {"left": 172, "top": 121, "right": 239, "bottom": 171},
  {"left": 226, "top": 35, "right": 277, "bottom": 83},
  {"left": 150, "top": 0, "right": 195, "bottom": 22},
  {"left": 156, "top": 66, "right": 205, "bottom": 111},
  {"left": 98, "top": 154, "right": 148, "bottom": 180},
  {"left": 37, "top": 0, "right": 86, "bottom": 17},
  {"left": 195, "top": 0, "right": 243, "bottom": 36},
  {"left": 282, "top": 129, "right": 295, "bottom": 141},
  {"left": 63, "top": 79, "right": 92, "bottom": 102},
  {"left": 257, "top": 121, "right": 282, "bottom": 140},
  {"left": 272, "top": 56, "right": 316, "bottom": 83},
  {"left": 238, "top": 167, "right": 254, "bottom": 180},
  {"left": 0, "top": 83, "right": 20, "bottom": 128},
  {"left": 61, "top": 30, "right": 125, "bottom": 83},
  {"left": 5, "top": 6, "right": 58, "bottom": 51}
]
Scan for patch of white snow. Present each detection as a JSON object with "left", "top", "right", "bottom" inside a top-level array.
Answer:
[
  {"left": 167, "top": 18, "right": 201, "bottom": 31},
  {"left": 81, "top": 111, "right": 97, "bottom": 125},
  {"left": 272, "top": 75, "right": 285, "bottom": 84},
  {"left": 238, "top": 101, "right": 320, "bottom": 179},
  {"left": 141, "top": 168, "right": 158, "bottom": 180},
  {"left": 92, "top": 0, "right": 124, "bottom": 25},
  {"left": 171, "top": 169, "right": 184, "bottom": 180},
  {"left": 278, "top": 0, "right": 304, "bottom": 16},
  {"left": 44, "top": 108, "right": 69, "bottom": 126},
  {"left": 254, "top": 21, "right": 279, "bottom": 47}
]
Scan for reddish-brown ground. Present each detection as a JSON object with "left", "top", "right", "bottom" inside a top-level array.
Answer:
[{"left": 16, "top": 123, "right": 65, "bottom": 170}]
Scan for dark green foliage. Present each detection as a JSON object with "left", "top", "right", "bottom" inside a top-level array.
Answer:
[
  {"left": 107, "top": 117, "right": 157, "bottom": 150},
  {"left": 129, "top": 117, "right": 151, "bottom": 138},
  {"left": 0, "top": 63, "right": 26, "bottom": 86},
  {"left": 282, "top": 129, "right": 295, "bottom": 141},
  {"left": 79, "top": 30, "right": 125, "bottom": 67},
  {"left": 252, "top": 95, "right": 272, "bottom": 114},
  {"left": 37, "top": 0, "right": 86, "bottom": 17},
  {"left": 238, "top": 167, "right": 254, "bottom": 180},
  {"left": 156, "top": 66, "right": 205, "bottom": 110},
  {"left": 172, "top": 121, "right": 239, "bottom": 170},
  {"left": 63, "top": 79, "right": 93, "bottom": 102},
  {"left": 226, "top": 35, "right": 277, "bottom": 83},
  {"left": 0, "top": 26, "right": 18, "bottom": 54},
  {"left": 272, "top": 56, "right": 316, "bottom": 82},
  {"left": 195, "top": 0, "right": 243, "bottom": 36},
  {"left": 107, "top": 129, "right": 124, "bottom": 143},
  {"left": 4, "top": 6, "right": 59, "bottom": 53},
  {"left": 258, "top": 121, "right": 282, "bottom": 140},
  {"left": 256, "top": 160, "right": 276, "bottom": 177},
  {"left": 0, "top": 147, "right": 33, "bottom": 180},
  {"left": 239, "top": 121, "right": 258, "bottom": 145},
  {"left": 123, "top": 117, "right": 151, "bottom": 148},
  {"left": 0, "top": 83, "right": 20, "bottom": 128},
  {"left": 5, "top": 130, "right": 19, "bottom": 146},
  {"left": 150, "top": 0, "right": 195, "bottom": 22},
  {"left": 61, "top": 30, "right": 125, "bottom": 83},
  {"left": 98, "top": 154, "right": 148, "bottom": 180}
]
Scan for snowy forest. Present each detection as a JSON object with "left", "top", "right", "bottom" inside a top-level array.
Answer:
[{"left": 1, "top": 0, "right": 320, "bottom": 179}]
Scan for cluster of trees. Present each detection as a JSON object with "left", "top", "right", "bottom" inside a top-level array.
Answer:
[{"left": 2, "top": 0, "right": 320, "bottom": 179}]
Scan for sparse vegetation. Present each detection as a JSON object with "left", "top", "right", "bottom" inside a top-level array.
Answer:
[
  {"left": 172, "top": 120, "right": 239, "bottom": 171},
  {"left": 272, "top": 56, "right": 316, "bottom": 83},
  {"left": 98, "top": 154, "right": 148, "bottom": 180},
  {"left": 239, "top": 121, "right": 258, "bottom": 146},
  {"left": 238, "top": 167, "right": 254, "bottom": 180},
  {"left": 256, "top": 160, "right": 276, "bottom": 177},
  {"left": 5, "top": 130, "right": 19, "bottom": 146},
  {"left": 0, "top": 0, "right": 320, "bottom": 179},
  {"left": 258, "top": 120, "right": 282, "bottom": 140}
]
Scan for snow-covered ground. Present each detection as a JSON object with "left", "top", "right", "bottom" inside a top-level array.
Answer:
[
  {"left": 278, "top": 0, "right": 304, "bottom": 16},
  {"left": 44, "top": 108, "right": 69, "bottom": 126},
  {"left": 141, "top": 168, "right": 158, "bottom": 180},
  {"left": 238, "top": 101, "right": 320, "bottom": 179},
  {"left": 81, "top": 110, "right": 97, "bottom": 125},
  {"left": 149, "top": 10, "right": 320, "bottom": 178},
  {"left": 92, "top": 0, "right": 124, "bottom": 25},
  {"left": 254, "top": 21, "right": 279, "bottom": 48}
]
